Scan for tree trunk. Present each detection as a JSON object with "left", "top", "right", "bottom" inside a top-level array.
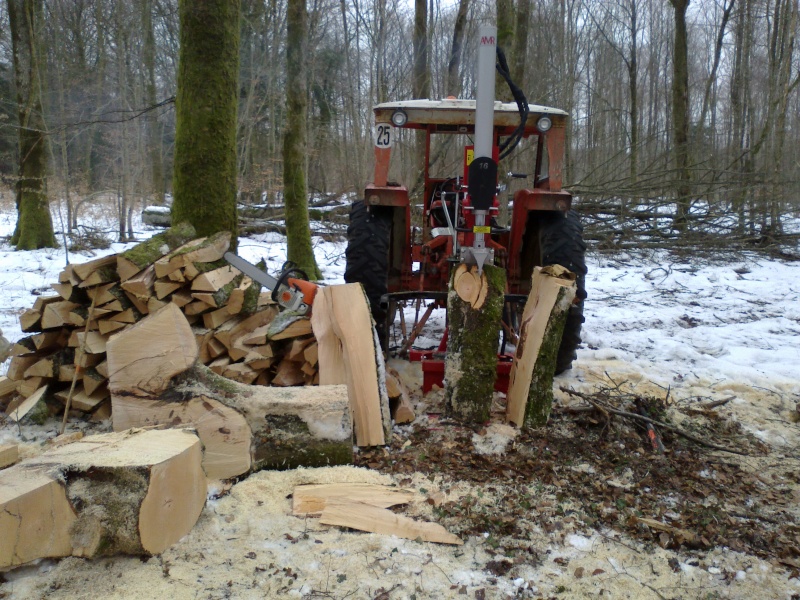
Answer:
[
  {"left": 142, "top": 0, "right": 165, "bottom": 205},
  {"left": 446, "top": 0, "right": 469, "bottom": 97},
  {"left": 445, "top": 264, "right": 506, "bottom": 424},
  {"left": 495, "top": 0, "right": 514, "bottom": 102},
  {"left": 669, "top": 0, "right": 692, "bottom": 231},
  {"left": 511, "top": 0, "right": 531, "bottom": 91},
  {"left": 7, "top": 0, "right": 56, "bottom": 250},
  {"left": 172, "top": 0, "right": 240, "bottom": 249},
  {"left": 283, "top": 0, "right": 321, "bottom": 279}
]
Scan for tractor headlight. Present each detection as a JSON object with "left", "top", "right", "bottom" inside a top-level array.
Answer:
[
  {"left": 391, "top": 110, "right": 408, "bottom": 127},
  {"left": 537, "top": 116, "right": 552, "bottom": 133}
]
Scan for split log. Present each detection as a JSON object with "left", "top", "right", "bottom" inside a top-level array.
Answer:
[
  {"left": 316, "top": 284, "right": 390, "bottom": 446},
  {"left": 154, "top": 231, "right": 230, "bottom": 278},
  {"left": 19, "top": 308, "right": 43, "bottom": 332},
  {"left": 445, "top": 264, "right": 506, "bottom": 423},
  {"left": 154, "top": 280, "right": 181, "bottom": 299},
  {"left": 226, "top": 276, "right": 257, "bottom": 314},
  {"left": 0, "top": 445, "right": 19, "bottom": 469},
  {"left": 116, "top": 222, "right": 197, "bottom": 282},
  {"left": 320, "top": 499, "right": 462, "bottom": 545},
  {"left": 54, "top": 384, "right": 108, "bottom": 412},
  {"left": 41, "top": 301, "right": 80, "bottom": 329},
  {"left": 267, "top": 313, "right": 313, "bottom": 340},
  {"left": 218, "top": 306, "right": 278, "bottom": 350},
  {"left": 24, "top": 348, "right": 73, "bottom": 379},
  {"left": 7, "top": 355, "right": 40, "bottom": 380},
  {"left": 72, "top": 255, "right": 117, "bottom": 282},
  {"left": 191, "top": 264, "right": 239, "bottom": 292},
  {"left": 506, "top": 266, "right": 577, "bottom": 428},
  {"left": 106, "top": 303, "right": 198, "bottom": 397},
  {"left": 292, "top": 483, "right": 416, "bottom": 516},
  {"left": 120, "top": 265, "right": 156, "bottom": 298},
  {"left": 0, "top": 428, "right": 206, "bottom": 569},
  {"left": 0, "top": 376, "right": 17, "bottom": 399},
  {"left": 85, "top": 282, "right": 117, "bottom": 306},
  {"left": 386, "top": 370, "right": 415, "bottom": 424},
  {"left": 6, "top": 386, "right": 49, "bottom": 424},
  {"left": 16, "top": 377, "right": 45, "bottom": 398},
  {"left": 271, "top": 358, "right": 306, "bottom": 387}
]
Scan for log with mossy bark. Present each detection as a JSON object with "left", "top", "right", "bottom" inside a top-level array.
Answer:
[
  {"left": 445, "top": 264, "right": 506, "bottom": 424},
  {"left": 0, "top": 428, "right": 206, "bottom": 569},
  {"left": 116, "top": 221, "right": 197, "bottom": 282},
  {"left": 506, "top": 266, "right": 577, "bottom": 428}
]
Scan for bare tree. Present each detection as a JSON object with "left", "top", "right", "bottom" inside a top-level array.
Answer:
[{"left": 668, "top": 0, "right": 691, "bottom": 231}]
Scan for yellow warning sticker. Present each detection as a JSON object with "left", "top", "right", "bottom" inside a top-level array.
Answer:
[
  {"left": 466, "top": 149, "right": 474, "bottom": 166},
  {"left": 473, "top": 225, "right": 491, "bottom": 234}
]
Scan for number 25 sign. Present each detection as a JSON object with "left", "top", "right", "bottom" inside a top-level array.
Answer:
[{"left": 374, "top": 124, "right": 393, "bottom": 148}]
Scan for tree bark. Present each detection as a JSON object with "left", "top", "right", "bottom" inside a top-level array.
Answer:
[
  {"left": 142, "top": 0, "right": 165, "bottom": 205},
  {"left": 495, "top": 0, "right": 514, "bottom": 102},
  {"left": 7, "top": 0, "right": 56, "bottom": 250},
  {"left": 506, "top": 266, "right": 576, "bottom": 428},
  {"left": 172, "top": 0, "right": 240, "bottom": 248},
  {"left": 446, "top": 0, "right": 469, "bottom": 97},
  {"left": 283, "top": 0, "right": 322, "bottom": 279},
  {"left": 445, "top": 264, "right": 506, "bottom": 424},
  {"left": 669, "top": 0, "right": 692, "bottom": 231}
]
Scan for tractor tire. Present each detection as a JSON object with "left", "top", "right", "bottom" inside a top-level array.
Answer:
[
  {"left": 539, "top": 210, "right": 587, "bottom": 374},
  {"left": 344, "top": 201, "right": 392, "bottom": 337}
]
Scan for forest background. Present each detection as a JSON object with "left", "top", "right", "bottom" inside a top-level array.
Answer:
[{"left": 0, "top": 0, "right": 798, "bottom": 253}]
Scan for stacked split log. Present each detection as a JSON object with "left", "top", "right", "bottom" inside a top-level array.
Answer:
[{"left": 0, "top": 223, "right": 321, "bottom": 424}]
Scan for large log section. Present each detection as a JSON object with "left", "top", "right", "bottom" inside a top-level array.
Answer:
[
  {"left": 0, "top": 429, "right": 206, "bottom": 569},
  {"left": 445, "top": 264, "right": 506, "bottom": 423},
  {"left": 108, "top": 303, "right": 353, "bottom": 479}
]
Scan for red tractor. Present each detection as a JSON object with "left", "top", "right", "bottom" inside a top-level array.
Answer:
[{"left": 345, "top": 32, "right": 586, "bottom": 383}]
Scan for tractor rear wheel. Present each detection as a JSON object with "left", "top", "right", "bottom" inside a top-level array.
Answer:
[
  {"left": 539, "top": 210, "right": 587, "bottom": 374},
  {"left": 344, "top": 201, "right": 392, "bottom": 338}
]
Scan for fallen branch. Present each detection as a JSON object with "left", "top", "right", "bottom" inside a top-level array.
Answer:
[{"left": 559, "top": 387, "right": 751, "bottom": 456}]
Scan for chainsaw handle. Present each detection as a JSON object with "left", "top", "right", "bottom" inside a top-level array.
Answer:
[
  {"left": 285, "top": 278, "right": 319, "bottom": 308},
  {"left": 270, "top": 265, "right": 308, "bottom": 302}
]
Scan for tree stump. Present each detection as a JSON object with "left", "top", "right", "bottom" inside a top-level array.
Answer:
[{"left": 445, "top": 264, "right": 506, "bottom": 423}]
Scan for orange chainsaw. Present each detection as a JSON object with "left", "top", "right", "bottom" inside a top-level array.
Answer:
[{"left": 224, "top": 252, "right": 318, "bottom": 315}]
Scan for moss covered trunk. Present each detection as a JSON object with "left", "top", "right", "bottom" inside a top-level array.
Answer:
[
  {"left": 7, "top": 0, "right": 55, "bottom": 250},
  {"left": 445, "top": 264, "right": 506, "bottom": 423},
  {"left": 172, "top": 0, "right": 240, "bottom": 249},
  {"left": 283, "top": 0, "right": 321, "bottom": 280}
]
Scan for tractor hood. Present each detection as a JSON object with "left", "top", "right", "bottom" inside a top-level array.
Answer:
[{"left": 373, "top": 98, "right": 568, "bottom": 131}]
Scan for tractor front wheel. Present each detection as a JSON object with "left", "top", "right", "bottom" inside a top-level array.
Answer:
[
  {"left": 539, "top": 210, "right": 587, "bottom": 374},
  {"left": 344, "top": 201, "right": 392, "bottom": 339}
]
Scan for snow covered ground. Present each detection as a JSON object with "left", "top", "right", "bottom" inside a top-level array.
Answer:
[{"left": 1, "top": 197, "right": 800, "bottom": 598}]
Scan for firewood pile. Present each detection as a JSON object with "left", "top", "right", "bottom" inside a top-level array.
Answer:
[{"left": 0, "top": 223, "right": 323, "bottom": 423}]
